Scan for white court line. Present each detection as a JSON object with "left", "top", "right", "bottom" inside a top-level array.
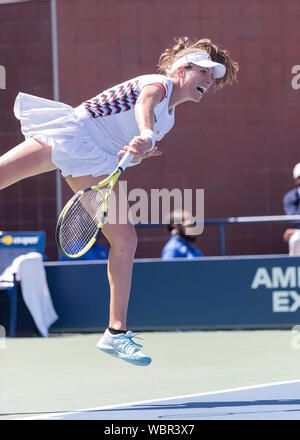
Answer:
[{"left": 18, "top": 378, "right": 300, "bottom": 420}]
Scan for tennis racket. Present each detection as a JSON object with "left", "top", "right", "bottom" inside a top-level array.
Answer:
[{"left": 56, "top": 151, "right": 134, "bottom": 258}]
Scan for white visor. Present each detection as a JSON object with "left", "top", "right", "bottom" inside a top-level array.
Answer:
[
  {"left": 170, "top": 51, "right": 226, "bottom": 79},
  {"left": 293, "top": 163, "right": 300, "bottom": 179}
]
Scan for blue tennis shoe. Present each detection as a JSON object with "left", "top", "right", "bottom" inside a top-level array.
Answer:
[{"left": 97, "top": 329, "right": 152, "bottom": 366}]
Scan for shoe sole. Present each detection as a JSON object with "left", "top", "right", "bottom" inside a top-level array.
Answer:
[{"left": 97, "top": 345, "right": 152, "bottom": 366}]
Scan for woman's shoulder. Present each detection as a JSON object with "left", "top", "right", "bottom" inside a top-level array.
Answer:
[
  {"left": 137, "top": 73, "right": 173, "bottom": 88},
  {"left": 136, "top": 74, "right": 173, "bottom": 102}
]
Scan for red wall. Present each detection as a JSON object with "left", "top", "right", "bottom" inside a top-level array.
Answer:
[
  {"left": 0, "top": 0, "right": 57, "bottom": 259},
  {"left": 1, "top": 0, "right": 300, "bottom": 259}
]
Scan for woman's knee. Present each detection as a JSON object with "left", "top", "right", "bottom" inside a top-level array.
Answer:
[
  {"left": 115, "top": 231, "right": 138, "bottom": 256},
  {"left": 105, "top": 225, "right": 138, "bottom": 257}
]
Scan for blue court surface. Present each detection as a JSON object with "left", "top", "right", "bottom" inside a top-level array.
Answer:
[{"left": 22, "top": 380, "right": 300, "bottom": 420}]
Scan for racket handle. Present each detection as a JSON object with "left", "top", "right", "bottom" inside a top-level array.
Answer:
[{"left": 117, "top": 151, "right": 134, "bottom": 173}]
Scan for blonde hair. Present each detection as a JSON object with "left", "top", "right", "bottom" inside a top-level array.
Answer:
[{"left": 158, "top": 36, "right": 239, "bottom": 89}]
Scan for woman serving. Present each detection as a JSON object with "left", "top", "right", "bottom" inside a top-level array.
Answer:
[{"left": 0, "top": 37, "right": 238, "bottom": 366}]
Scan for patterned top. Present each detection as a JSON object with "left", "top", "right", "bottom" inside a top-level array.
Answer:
[
  {"left": 84, "top": 79, "right": 140, "bottom": 118},
  {"left": 75, "top": 74, "right": 175, "bottom": 166}
]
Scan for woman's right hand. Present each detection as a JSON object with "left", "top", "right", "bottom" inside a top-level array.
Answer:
[{"left": 118, "top": 136, "right": 162, "bottom": 163}]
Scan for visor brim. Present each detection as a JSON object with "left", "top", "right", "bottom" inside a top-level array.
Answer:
[{"left": 193, "top": 60, "right": 226, "bottom": 79}]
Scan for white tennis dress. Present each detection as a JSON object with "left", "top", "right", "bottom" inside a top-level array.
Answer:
[{"left": 14, "top": 74, "right": 175, "bottom": 177}]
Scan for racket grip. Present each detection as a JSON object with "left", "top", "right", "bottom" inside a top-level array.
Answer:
[{"left": 117, "top": 151, "right": 134, "bottom": 173}]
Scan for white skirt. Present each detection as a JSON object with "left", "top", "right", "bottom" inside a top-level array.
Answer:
[{"left": 14, "top": 92, "right": 118, "bottom": 177}]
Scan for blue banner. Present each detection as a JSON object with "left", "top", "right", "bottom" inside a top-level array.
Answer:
[{"left": 45, "top": 255, "right": 300, "bottom": 332}]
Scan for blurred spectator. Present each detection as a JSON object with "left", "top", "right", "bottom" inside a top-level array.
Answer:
[
  {"left": 161, "top": 210, "right": 203, "bottom": 259},
  {"left": 60, "top": 241, "right": 109, "bottom": 261},
  {"left": 283, "top": 163, "right": 300, "bottom": 255}
]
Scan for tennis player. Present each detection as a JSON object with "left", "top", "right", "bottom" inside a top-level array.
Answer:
[{"left": 0, "top": 37, "right": 238, "bottom": 366}]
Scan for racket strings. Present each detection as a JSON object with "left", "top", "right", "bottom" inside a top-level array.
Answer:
[{"left": 59, "top": 189, "right": 105, "bottom": 256}]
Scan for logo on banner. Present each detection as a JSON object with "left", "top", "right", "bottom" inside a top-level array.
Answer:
[
  {"left": 251, "top": 266, "right": 300, "bottom": 312},
  {"left": 0, "top": 235, "right": 39, "bottom": 246}
]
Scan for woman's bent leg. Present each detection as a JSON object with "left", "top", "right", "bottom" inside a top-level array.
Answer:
[{"left": 0, "top": 137, "right": 56, "bottom": 189}]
